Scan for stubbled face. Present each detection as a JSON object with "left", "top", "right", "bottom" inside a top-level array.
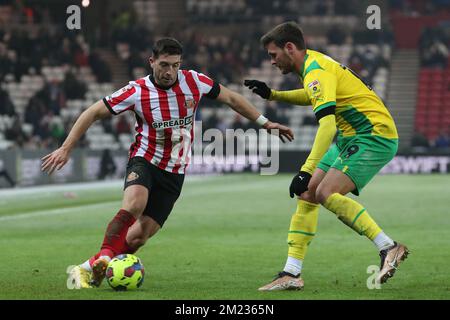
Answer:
[
  {"left": 149, "top": 54, "right": 181, "bottom": 87},
  {"left": 266, "top": 42, "right": 295, "bottom": 74}
]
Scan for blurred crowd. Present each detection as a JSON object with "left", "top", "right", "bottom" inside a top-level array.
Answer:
[
  {"left": 419, "top": 26, "right": 450, "bottom": 68},
  {"left": 0, "top": 29, "right": 111, "bottom": 83},
  {"left": 411, "top": 130, "right": 450, "bottom": 152},
  {"left": 113, "top": 22, "right": 266, "bottom": 85},
  {"left": 0, "top": 0, "right": 428, "bottom": 152},
  {"left": 416, "top": 24, "right": 450, "bottom": 150},
  {"left": 390, "top": 0, "right": 450, "bottom": 15},
  {"left": 186, "top": 0, "right": 362, "bottom": 24},
  {"left": 0, "top": 0, "right": 113, "bottom": 149}
]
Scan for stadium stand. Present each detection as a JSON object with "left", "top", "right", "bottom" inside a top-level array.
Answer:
[
  {"left": 415, "top": 24, "right": 450, "bottom": 149},
  {"left": 0, "top": 0, "right": 412, "bottom": 152}
]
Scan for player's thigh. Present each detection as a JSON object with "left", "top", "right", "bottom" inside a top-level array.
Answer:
[
  {"left": 315, "top": 135, "right": 398, "bottom": 203},
  {"left": 142, "top": 181, "right": 183, "bottom": 228},
  {"left": 140, "top": 165, "right": 185, "bottom": 228},
  {"left": 299, "top": 167, "right": 327, "bottom": 203},
  {"left": 315, "top": 168, "right": 356, "bottom": 204},
  {"left": 315, "top": 138, "right": 361, "bottom": 203},
  {"left": 122, "top": 185, "right": 149, "bottom": 217},
  {"left": 122, "top": 157, "right": 153, "bottom": 217},
  {"left": 300, "top": 144, "right": 340, "bottom": 203}
]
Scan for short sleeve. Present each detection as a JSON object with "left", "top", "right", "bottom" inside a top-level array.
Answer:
[
  {"left": 191, "top": 71, "right": 220, "bottom": 98},
  {"left": 304, "top": 70, "right": 337, "bottom": 116},
  {"left": 103, "top": 82, "right": 137, "bottom": 115}
]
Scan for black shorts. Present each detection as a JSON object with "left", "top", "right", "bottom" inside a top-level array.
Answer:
[{"left": 124, "top": 157, "right": 184, "bottom": 227}]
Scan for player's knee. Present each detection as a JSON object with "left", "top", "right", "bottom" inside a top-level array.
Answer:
[
  {"left": 315, "top": 185, "right": 334, "bottom": 205},
  {"left": 300, "top": 183, "right": 319, "bottom": 203},
  {"left": 123, "top": 197, "right": 147, "bottom": 217},
  {"left": 300, "top": 189, "right": 316, "bottom": 203}
]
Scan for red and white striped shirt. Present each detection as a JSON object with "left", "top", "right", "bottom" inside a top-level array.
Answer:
[{"left": 103, "top": 69, "right": 218, "bottom": 174}]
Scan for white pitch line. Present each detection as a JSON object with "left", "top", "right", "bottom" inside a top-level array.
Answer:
[
  {"left": 0, "top": 175, "right": 216, "bottom": 199},
  {"left": 0, "top": 178, "right": 278, "bottom": 223},
  {"left": 0, "top": 201, "right": 119, "bottom": 222},
  {"left": 0, "top": 180, "right": 122, "bottom": 199}
]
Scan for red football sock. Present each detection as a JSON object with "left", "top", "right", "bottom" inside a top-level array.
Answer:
[
  {"left": 99, "top": 209, "right": 137, "bottom": 258},
  {"left": 88, "top": 252, "right": 101, "bottom": 268}
]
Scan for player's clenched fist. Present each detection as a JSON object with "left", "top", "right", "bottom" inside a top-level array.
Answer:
[
  {"left": 289, "top": 171, "right": 312, "bottom": 198},
  {"left": 41, "top": 147, "right": 70, "bottom": 174}
]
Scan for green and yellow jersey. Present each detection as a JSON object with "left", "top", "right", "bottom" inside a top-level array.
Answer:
[{"left": 269, "top": 49, "right": 398, "bottom": 174}]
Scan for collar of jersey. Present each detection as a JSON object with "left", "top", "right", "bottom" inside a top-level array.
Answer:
[
  {"left": 299, "top": 49, "right": 310, "bottom": 79},
  {"left": 149, "top": 74, "right": 179, "bottom": 90}
]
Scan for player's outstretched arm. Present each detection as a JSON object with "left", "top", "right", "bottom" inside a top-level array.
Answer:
[
  {"left": 289, "top": 114, "right": 337, "bottom": 198},
  {"left": 244, "top": 79, "right": 310, "bottom": 106},
  {"left": 41, "top": 99, "right": 111, "bottom": 174},
  {"left": 216, "top": 84, "right": 294, "bottom": 143}
]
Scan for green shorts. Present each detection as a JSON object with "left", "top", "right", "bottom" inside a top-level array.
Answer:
[{"left": 317, "top": 135, "right": 398, "bottom": 195}]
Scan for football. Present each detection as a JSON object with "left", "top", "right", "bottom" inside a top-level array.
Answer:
[{"left": 105, "top": 254, "right": 145, "bottom": 291}]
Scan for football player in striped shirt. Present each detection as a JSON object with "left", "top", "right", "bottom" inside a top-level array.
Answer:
[
  {"left": 245, "top": 22, "right": 409, "bottom": 291},
  {"left": 41, "top": 38, "right": 294, "bottom": 289}
]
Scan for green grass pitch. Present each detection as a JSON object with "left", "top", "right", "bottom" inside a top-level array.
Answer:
[{"left": 0, "top": 174, "right": 449, "bottom": 300}]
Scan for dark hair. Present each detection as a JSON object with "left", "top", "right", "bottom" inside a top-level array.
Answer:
[
  {"left": 260, "top": 21, "right": 306, "bottom": 50},
  {"left": 152, "top": 37, "right": 183, "bottom": 58}
]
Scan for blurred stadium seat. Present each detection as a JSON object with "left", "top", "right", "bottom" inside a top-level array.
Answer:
[{"left": 0, "top": 0, "right": 449, "bottom": 154}]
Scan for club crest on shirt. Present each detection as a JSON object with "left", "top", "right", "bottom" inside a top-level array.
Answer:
[
  {"left": 184, "top": 99, "right": 196, "bottom": 109},
  {"left": 126, "top": 172, "right": 139, "bottom": 182}
]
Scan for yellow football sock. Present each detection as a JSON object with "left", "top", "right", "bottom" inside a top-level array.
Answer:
[
  {"left": 287, "top": 200, "right": 319, "bottom": 260},
  {"left": 323, "top": 193, "right": 382, "bottom": 240}
]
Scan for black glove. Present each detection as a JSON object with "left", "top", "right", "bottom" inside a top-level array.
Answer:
[
  {"left": 244, "top": 79, "right": 271, "bottom": 99},
  {"left": 289, "top": 171, "right": 312, "bottom": 198}
]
